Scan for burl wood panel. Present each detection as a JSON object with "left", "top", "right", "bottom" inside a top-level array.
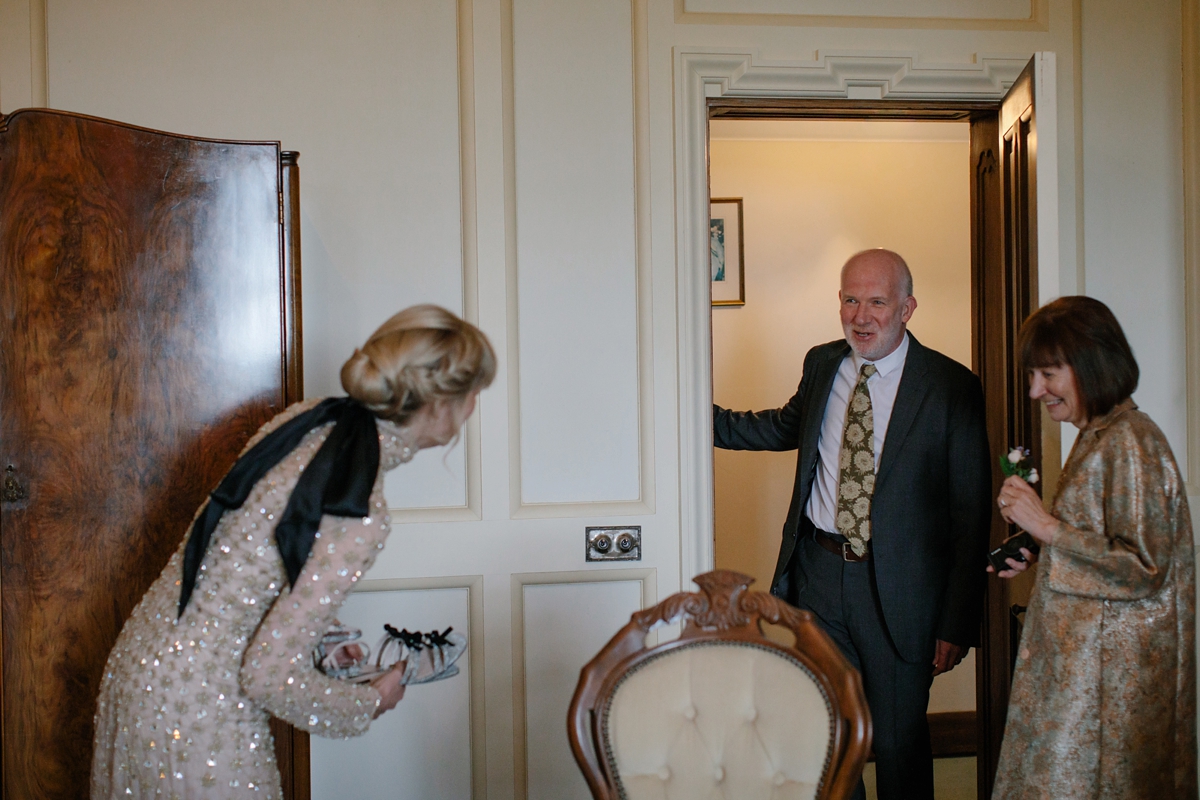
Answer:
[{"left": 0, "top": 109, "right": 291, "bottom": 799}]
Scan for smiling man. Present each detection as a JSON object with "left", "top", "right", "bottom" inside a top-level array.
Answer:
[{"left": 713, "top": 248, "right": 991, "bottom": 800}]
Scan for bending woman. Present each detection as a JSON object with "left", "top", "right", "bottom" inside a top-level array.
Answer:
[
  {"left": 991, "top": 296, "right": 1196, "bottom": 799},
  {"left": 92, "top": 305, "right": 495, "bottom": 799}
]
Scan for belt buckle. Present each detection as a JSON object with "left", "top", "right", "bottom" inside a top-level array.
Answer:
[{"left": 841, "top": 541, "right": 855, "bottom": 561}]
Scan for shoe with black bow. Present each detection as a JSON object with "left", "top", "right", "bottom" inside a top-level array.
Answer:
[
  {"left": 375, "top": 624, "right": 466, "bottom": 685},
  {"left": 315, "top": 623, "right": 466, "bottom": 685}
]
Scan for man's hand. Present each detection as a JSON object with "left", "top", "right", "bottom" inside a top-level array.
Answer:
[{"left": 932, "top": 640, "right": 966, "bottom": 677}]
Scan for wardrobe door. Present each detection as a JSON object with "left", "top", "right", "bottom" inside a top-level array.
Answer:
[{"left": 0, "top": 109, "right": 299, "bottom": 800}]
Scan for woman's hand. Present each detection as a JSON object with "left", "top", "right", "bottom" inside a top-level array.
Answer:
[
  {"left": 369, "top": 663, "right": 407, "bottom": 718},
  {"left": 331, "top": 643, "right": 364, "bottom": 668},
  {"left": 986, "top": 547, "right": 1038, "bottom": 578},
  {"left": 997, "top": 475, "right": 1058, "bottom": 545}
]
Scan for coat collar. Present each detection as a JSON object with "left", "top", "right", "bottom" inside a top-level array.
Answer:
[
  {"left": 1080, "top": 397, "right": 1137, "bottom": 435},
  {"left": 875, "top": 332, "right": 931, "bottom": 486},
  {"left": 800, "top": 340, "right": 851, "bottom": 479},
  {"left": 812, "top": 339, "right": 851, "bottom": 411}
]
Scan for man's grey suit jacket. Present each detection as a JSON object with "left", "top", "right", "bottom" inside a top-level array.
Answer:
[{"left": 713, "top": 334, "right": 992, "bottom": 663}]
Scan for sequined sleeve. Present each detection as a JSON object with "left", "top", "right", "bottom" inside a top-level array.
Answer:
[
  {"left": 239, "top": 509, "right": 385, "bottom": 738},
  {"left": 1047, "top": 415, "right": 1180, "bottom": 601}
]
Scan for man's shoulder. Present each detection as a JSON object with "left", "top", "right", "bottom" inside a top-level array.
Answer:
[
  {"left": 804, "top": 339, "right": 850, "bottom": 365},
  {"left": 908, "top": 337, "right": 979, "bottom": 388}
]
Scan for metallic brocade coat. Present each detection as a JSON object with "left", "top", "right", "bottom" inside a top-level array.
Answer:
[
  {"left": 994, "top": 400, "right": 1197, "bottom": 799},
  {"left": 91, "top": 399, "right": 414, "bottom": 799}
]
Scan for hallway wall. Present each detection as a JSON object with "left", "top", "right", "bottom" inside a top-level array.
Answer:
[{"left": 710, "top": 121, "right": 976, "bottom": 711}]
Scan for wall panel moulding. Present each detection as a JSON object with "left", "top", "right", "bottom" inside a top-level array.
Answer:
[
  {"left": 674, "top": 0, "right": 1050, "bottom": 31},
  {"left": 685, "top": 51, "right": 1031, "bottom": 101}
]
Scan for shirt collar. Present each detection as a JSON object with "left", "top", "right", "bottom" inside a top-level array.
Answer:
[{"left": 852, "top": 331, "right": 909, "bottom": 378}]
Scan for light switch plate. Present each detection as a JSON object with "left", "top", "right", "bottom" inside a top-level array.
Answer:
[{"left": 586, "top": 526, "right": 641, "bottom": 562}]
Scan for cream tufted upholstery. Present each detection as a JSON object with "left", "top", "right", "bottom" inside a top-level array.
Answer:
[
  {"left": 569, "top": 570, "right": 870, "bottom": 800},
  {"left": 603, "top": 641, "right": 832, "bottom": 800}
]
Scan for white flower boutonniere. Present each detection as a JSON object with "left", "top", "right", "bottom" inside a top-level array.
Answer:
[{"left": 1001, "top": 446, "right": 1039, "bottom": 484}]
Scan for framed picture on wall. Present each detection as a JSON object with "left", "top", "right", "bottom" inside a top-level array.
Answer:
[{"left": 710, "top": 197, "right": 745, "bottom": 306}]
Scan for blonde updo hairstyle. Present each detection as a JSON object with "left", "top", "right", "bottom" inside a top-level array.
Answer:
[{"left": 340, "top": 304, "right": 496, "bottom": 426}]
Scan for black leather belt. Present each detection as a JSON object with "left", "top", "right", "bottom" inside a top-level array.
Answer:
[{"left": 813, "top": 528, "right": 871, "bottom": 563}]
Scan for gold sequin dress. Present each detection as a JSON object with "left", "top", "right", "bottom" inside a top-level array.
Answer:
[
  {"left": 91, "top": 399, "right": 414, "bottom": 799},
  {"left": 994, "top": 400, "right": 1197, "bottom": 799}
]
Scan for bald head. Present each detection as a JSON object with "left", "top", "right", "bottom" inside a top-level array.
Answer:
[
  {"left": 838, "top": 248, "right": 917, "bottom": 360},
  {"left": 842, "top": 249, "right": 913, "bottom": 299}
]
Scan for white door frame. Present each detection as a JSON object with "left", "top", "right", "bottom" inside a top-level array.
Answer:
[{"left": 673, "top": 49, "right": 1059, "bottom": 584}]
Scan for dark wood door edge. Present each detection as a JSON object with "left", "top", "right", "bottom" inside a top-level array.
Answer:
[
  {"left": 275, "top": 151, "right": 310, "bottom": 800},
  {"left": 270, "top": 717, "right": 311, "bottom": 800}
]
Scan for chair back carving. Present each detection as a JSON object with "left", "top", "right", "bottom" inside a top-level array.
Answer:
[{"left": 568, "top": 570, "right": 871, "bottom": 800}]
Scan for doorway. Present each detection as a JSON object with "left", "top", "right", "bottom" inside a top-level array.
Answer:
[
  {"left": 703, "top": 77, "right": 1043, "bottom": 800},
  {"left": 710, "top": 116, "right": 978, "bottom": 798}
]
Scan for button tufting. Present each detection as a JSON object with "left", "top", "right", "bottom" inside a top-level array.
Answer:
[
  {"left": 746, "top": 708, "right": 758, "bottom": 722},
  {"left": 657, "top": 766, "right": 671, "bottom": 781},
  {"left": 713, "top": 766, "right": 724, "bottom": 782},
  {"left": 683, "top": 705, "right": 697, "bottom": 720},
  {"left": 773, "top": 772, "right": 787, "bottom": 787}
]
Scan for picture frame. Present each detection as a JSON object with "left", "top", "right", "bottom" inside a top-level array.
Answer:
[{"left": 710, "top": 197, "right": 745, "bottom": 306}]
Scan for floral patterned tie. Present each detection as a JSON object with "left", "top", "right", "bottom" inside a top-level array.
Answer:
[{"left": 836, "top": 363, "right": 877, "bottom": 556}]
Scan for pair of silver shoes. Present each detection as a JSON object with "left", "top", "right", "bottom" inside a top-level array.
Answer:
[{"left": 315, "top": 623, "right": 466, "bottom": 685}]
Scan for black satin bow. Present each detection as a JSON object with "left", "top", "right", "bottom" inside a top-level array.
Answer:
[{"left": 178, "top": 397, "right": 381, "bottom": 615}]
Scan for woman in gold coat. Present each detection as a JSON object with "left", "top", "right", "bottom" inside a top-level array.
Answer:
[{"left": 991, "top": 296, "right": 1196, "bottom": 799}]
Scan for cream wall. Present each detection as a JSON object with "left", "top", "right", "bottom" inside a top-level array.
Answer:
[
  {"left": 1080, "top": 0, "right": 1188, "bottom": 465},
  {"left": 709, "top": 124, "right": 976, "bottom": 712},
  {"left": 1, "top": 0, "right": 1196, "bottom": 795}
]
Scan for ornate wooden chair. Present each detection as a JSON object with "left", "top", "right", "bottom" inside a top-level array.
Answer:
[{"left": 568, "top": 570, "right": 871, "bottom": 800}]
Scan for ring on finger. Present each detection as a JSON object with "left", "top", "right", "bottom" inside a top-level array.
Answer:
[{"left": 999, "top": 499, "right": 1007, "bottom": 508}]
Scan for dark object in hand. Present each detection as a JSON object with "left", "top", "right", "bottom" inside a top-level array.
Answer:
[{"left": 988, "top": 531, "right": 1042, "bottom": 572}]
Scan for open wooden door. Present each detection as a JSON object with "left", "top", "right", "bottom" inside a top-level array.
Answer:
[
  {"left": 0, "top": 109, "right": 303, "bottom": 799},
  {"left": 971, "top": 57, "right": 1045, "bottom": 798}
]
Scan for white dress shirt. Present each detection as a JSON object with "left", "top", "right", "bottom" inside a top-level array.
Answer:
[{"left": 805, "top": 333, "right": 910, "bottom": 534}]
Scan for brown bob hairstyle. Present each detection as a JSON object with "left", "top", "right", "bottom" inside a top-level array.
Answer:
[{"left": 1019, "top": 295, "right": 1138, "bottom": 421}]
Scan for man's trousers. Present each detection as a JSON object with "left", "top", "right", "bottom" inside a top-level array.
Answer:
[{"left": 792, "top": 530, "right": 937, "bottom": 800}]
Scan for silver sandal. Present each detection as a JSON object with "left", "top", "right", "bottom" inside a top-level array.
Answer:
[
  {"left": 315, "top": 623, "right": 466, "bottom": 685},
  {"left": 374, "top": 625, "right": 466, "bottom": 685}
]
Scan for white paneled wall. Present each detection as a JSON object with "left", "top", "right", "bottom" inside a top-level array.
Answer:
[
  {"left": 681, "top": 0, "right": 1032, "bottom": 18},
  {"left": 519, "top": 577, "right": 647, "bottom": 800},
  {"left": 513, "top": 0, "right": 642, "bottom": 505},
  {"left": 1081, "top": 0, "right": 1187, "bottom": 473}
]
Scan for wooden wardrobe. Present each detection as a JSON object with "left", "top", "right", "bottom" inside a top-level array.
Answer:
[{"left": 0, "top": 109, "right": 309, "bottom": 799}]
